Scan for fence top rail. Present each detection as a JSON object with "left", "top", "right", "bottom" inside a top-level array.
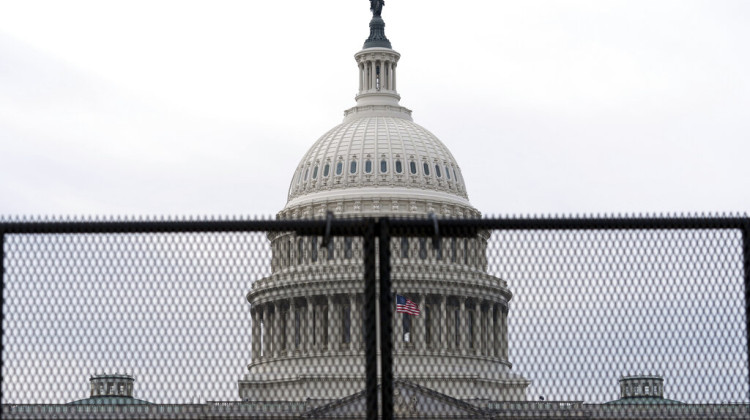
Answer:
[{"left": 0, "top": 215, "right": 747, "bottom": 235}]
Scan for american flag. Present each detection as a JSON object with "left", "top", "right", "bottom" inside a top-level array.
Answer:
[{"left": 396, "top": 295, "right": 420, "bottom": 316}]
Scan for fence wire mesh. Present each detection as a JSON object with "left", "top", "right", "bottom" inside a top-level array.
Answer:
[{"left": 1, "top": 216, "right": 749, "bottom": 420}]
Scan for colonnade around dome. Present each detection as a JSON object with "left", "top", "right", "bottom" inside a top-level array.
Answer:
[{"left": 249, "top": 293, "right": 509, "bottom": 365}]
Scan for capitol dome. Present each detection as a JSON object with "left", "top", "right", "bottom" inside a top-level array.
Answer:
[
  {"left": 285, "top": 115, "right": 473, "bottom": 216},
  {"left": 242, "top": 4, "right": 529, "bottom": 403},
  {"left": 280, "top": 40, "right": 479, "bottom": 220}
]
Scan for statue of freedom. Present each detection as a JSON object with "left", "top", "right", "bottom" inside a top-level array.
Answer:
[{"left": 370, "top": 0, "right": 384, "bottom": 18}]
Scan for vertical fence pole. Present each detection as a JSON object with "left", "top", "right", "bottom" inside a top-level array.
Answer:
[
  {"left": 742, "top": 223, "right": 750, "bottom": 403},
  {"left": 363, "top": 221, "right": 378, "bottom": 420},
  {"left": 378, "top": 218, "right": 394, "bottom": 420}
]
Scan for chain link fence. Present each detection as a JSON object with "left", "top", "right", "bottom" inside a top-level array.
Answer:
[{"left": 1, "top": 216, "right": 749, "bottom": 419}]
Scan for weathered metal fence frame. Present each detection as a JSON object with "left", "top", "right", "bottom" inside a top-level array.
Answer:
[{"left": 1, "top": 216, "right": 749, "bottom": 419}]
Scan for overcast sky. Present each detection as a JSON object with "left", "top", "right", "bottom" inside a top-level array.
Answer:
[
  {"left": 1, "top": 0, "right": 749, "bottom": 406},
  {"left": 1, "top": 0, "right": 748, "bottom": 217}
]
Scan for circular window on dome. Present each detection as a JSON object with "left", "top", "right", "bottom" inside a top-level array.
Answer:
[
  {"left": 445, "top": 165, "right": 451, "bottom": 180},
  {"left": 336, "top": 162, "right": 343, "bottom": 176},
  {"left": 435, "top": 164, "right": 442, "bottom": 178},
  {"left": 323, "top": 163, "right": 330, "bottom": 177},
  {"left": 395, "top": 160, "right": 403, "bottom": 174},
  {"left": 380, "top": 159, "right": 387, "bottom": 173},
  {"left": 409, "top": 161, "right": 417, "bottom": 174},
  {"left": 423, "top": 162, "right": 430, "bottom": 176},
  {"left": 350, "top": 160, "right": 358, "bottom": 174},
  {"left": 365, "top": 159, "right": 372, "bottom": 174},
  {"left": 312, "top": 166, "right": 318, "bottom": 179}
]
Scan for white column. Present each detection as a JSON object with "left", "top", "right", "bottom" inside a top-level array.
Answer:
[
  {"left": 473, "top": 304, "right": 482, "bottom": 356},
  {"left": 493, "top": 303, "right": 502, "bottom": 358},
  {"left": 328, "top": 295, "right": 337, "bottom": 351},
  {"left": 262, "top": 306, "right": 271, "bottom": 358},
  {"left": 459, "top": 298, "right": 468, "bottom": 354},
  {"left": 271, "top": 304, "right": 281, "bottom": 357},
  {"left": 251, "top": 307, "right": 261, "bottom": 361},
  {"left": 501, "top": 305, "right": 509, "bottom": 359},
  {"left": 370, "top": 61, "right": 377, "bottom": 91},
  {"left": 392, "top": 62, "right": 397, "bottom": 91},
  {"left": 286, "top": 301, "right": 295, "bottom": 355},
  {"left": 414, "top": 295, "right": 425, "bottom": 351},
  {"left": 395, "top": 296, "right": 404, "bottom": 350},
  {"left": 317, "top": 303, "right": 326, "bottom": 350},
  {"left": 487, "top": 305, "right": 494, "bottom": 357},
  {"left": 352, "top": 294, "right": 362, "bottom": 351},
  {"left": 357, "top": 63, "right": 365, "bottom": 92},
  {"left": 306, "top": 298, "right": 315, "bottom": 353},
  {"left": 440, "top": 296, "right": 448, "bottom": 351}
]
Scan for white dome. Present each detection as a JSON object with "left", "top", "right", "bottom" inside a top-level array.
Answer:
[{"left": 288, "top": 116, "right": 467, "bottom": 200}]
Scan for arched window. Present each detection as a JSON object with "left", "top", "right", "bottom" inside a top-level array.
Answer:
[
  {"left": 312, "top": 166, "right": 318, "bottom": 179},
  {"left": 323, "top": 163, "right": 330, "bottom": 177},
  {"left": 336, "top": 162, "right": 343, "bottom": 175},
  {"left": 446, "top": 166, "right": 451, "bottom": 179},
  {"left": 453, "top": 168, "right": 458, "bottom": 181},
  {"left": 380, "top": 160, "right": 388, "bottom": 173},
  {"left": 395, "top": 160, "right": 403, "bottom": 173},
  {"left": 409, "top": 161, "right": 417, "bottom": 174},
  {"left": 401, "top": 237, "right": 409, "bottom": 258},
  {"left": 304, "top": 168, "right": 309, "bottom": 181},
  {"left": 423, "top": 162, "right": 430, "bottom": 176},
  {"left": 327, "top": 238, "right": 334, "bottom": 260},
  {"left": 286, "top": 240, "right": 291, "bottom": 264},
  {"left": 311, "top": 236, "right": 318, "bottom": 262},
  {"left": 419, "top": 238, "right": 427, "bottom": 259},
  {"left": 298, "top": 238, "right": 304, "bottom": 264},
  {"left": 435, "top": 165, "right": 441, "bottom": 178},
  {"left": 464, "top": 238, "right": 470, "bottom": 265},
  {"left": 450, "top": 238, "right": 457, "bottom": 262},
  {"left": 350, "top": 160, "right": 358, "bottom": 174},
  {"left": 364, "top": 159, "right": 372, "bottom": 173}
]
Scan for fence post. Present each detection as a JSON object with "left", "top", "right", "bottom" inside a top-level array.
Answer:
[
  {"left": 363, "top": 220, "right": 378, "bottom": 420},
  {"left": 379, "top": 218, "right": 394, "bottom": 420},
  {"left": 742, "top": 222, "right": 750, "bottom": 403}
]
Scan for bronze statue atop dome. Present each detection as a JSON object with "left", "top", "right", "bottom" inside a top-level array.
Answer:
[{"left": 370, "top": 0, "right": 384, "bottom": 18}]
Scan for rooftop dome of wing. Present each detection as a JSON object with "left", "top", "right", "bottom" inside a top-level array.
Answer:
[{"left": 286, "top": 115, "right": 468, "bottom": 205}]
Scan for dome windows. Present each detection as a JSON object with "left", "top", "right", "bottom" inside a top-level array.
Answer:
[
  {"left": 364, "top": 159, "right": 372, "bottom": 174},
  {"left": 312, "top": 166, "right": 318, "bottom": 180},
  {"left": 423, "top": 162, "right": 430, "bottom": 176},
  {"left": 336, "top": 162, "right": 343, "bottom": 176},
  {"left": 409, "top": 161, "right": 417, "bottom": 174},
  {"left": 380, "top": 159, "right": 387, "bottom": 173},
  {"left": 395, "top": 160, "right": 403, "bottom": 174},
  {"left": 323, "top": 163, "right": 330, "bottom": 177},
  {"left": 350, "top": 160, "right": 358, "bottom": 174},
  {"left": 445, "top": 166, "right": 451, "bottom": 180},
  {"left": 435, "top": 165, "right": 442, "bottom": 178}
]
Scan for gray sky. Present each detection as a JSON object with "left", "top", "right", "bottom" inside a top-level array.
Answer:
[
  {"left": 1, "top": 0, "right": 748, "bottom": 216},
  {"left": 1, "top": 0, "right": 749, "bottom": 406}
]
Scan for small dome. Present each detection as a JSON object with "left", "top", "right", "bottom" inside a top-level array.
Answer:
[{"left": 286, "top": 115, "right": 469, "bottom": 210}]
